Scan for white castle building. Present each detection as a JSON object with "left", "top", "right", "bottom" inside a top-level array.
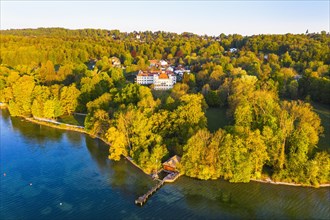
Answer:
[{"left": 136, "top": 70, "right": 176, "bottom": 90}]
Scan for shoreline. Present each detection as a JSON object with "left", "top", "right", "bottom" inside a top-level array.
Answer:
[
  {"left": 251, "top": 178, "right": 330, "bottom": 188},
  {"left": 24, "top": 117, "right": 88, "bottom": 134},
  {"left": 1, "top": 107, "right": 329, "bottom": 188},
  {"left": 21, "top": 114, "right": 151, "bottom": 177}
]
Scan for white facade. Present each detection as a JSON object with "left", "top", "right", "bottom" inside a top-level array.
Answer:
[
  {"left": 159, "top": 60, "right": 168, "bottom": 66},
  {"left": 136, "top": 71, "right": 154, "bottom": 85},
  {"left": 174, "top": 70, "right": 184, "bottom": 76},
  {"left": 167, "top": 66, "right": 174, "bottom": 72},
  {"left": 230, "top": 48, "right": 237, "bottom": 53},
  {"left": 153, "top": 74, "right": 176, "bottom": 90},
  {"left": 136, "top": 70, "right": 176, "bottom": 90}
]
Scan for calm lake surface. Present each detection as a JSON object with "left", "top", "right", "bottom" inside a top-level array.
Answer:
[{"left": 1, "top": 109, "right": 329, "bottom": 220}]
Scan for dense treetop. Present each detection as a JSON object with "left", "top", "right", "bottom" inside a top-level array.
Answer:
[{"left": 0, "top": 28, "right": 329, "bottom": 186}]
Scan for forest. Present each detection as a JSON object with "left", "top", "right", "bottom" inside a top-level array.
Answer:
[{"left": 0, "top": 28, "right": 329, "bottom": 186}]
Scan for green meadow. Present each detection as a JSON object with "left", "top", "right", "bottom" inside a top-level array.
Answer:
[{"left": 205, "top": 107, "right": 229, "bottom": 132}]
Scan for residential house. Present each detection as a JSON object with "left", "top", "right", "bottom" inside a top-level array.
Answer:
[
  {"left": 159, "top": 60, "right": 168, "bottom": 66},
  {"left": 110, "top": 57, "right": 121, "bottom": 67},
  {"left": 149, "top": 60, "right": 159, "bottom": 67},
  {"left": 229, "top": 48, "right": 238, "bottom": 53}
]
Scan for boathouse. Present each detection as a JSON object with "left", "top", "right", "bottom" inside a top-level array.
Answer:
[
  {"left": 163, "top": 155, "right": 181, "bottom": 172},
  {"left": 135, "top": 155, "right": 182, "bottom": 206}
]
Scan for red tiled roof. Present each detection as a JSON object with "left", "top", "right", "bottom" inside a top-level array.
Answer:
[
  {"left": 159, "top": 73, "right": 169, "bottom": 79},
  {"left": 137, "top": 70, "right": 160, "bottom": 77},
  {"left": 149, "top": 60, "right": 158, "bottom": 64}
]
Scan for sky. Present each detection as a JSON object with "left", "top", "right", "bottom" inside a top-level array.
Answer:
[{"left": 1, "top": 0, "right": 329, "bottom": 36}]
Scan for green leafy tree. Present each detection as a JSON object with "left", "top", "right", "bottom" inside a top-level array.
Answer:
[
  {"left": 60, "top": 84, "right": 81, "bottom": 115},
  {"left": 43, "top": 99, "right": 63, "bottom": 119},
  {"left": 106, "top": 126, "right": 128, "bottom": 161},
  {"left": 9, "top": 75, "right": 35, "bottom": 116},
  {"left": 182, "top": 129, "right": 223, "bottom": 180},
  {"left": 85, "top": 109, "right": 111, "bottom": 137}
]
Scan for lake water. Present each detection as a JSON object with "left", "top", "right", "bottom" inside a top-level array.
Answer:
[{"left": 1, "top": 109, "right": 329, "bottom": 219}]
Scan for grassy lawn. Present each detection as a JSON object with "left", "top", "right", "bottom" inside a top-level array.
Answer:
[
  {"left": 312, "top": 103, "right": 330, "bottom": 152},
  {"left": 58, "top": 114, "right": 86, "bottom": 127},
  {"left": 205, "top": 107, "right": 230, "bottom": 132}
]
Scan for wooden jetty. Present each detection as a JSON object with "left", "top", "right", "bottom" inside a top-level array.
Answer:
[
  {"left": 135, "top": 179, "right": 165, "bottom": 206},
  {"left": 135, "top": 172, "right": 181, "bottom": 206}
]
